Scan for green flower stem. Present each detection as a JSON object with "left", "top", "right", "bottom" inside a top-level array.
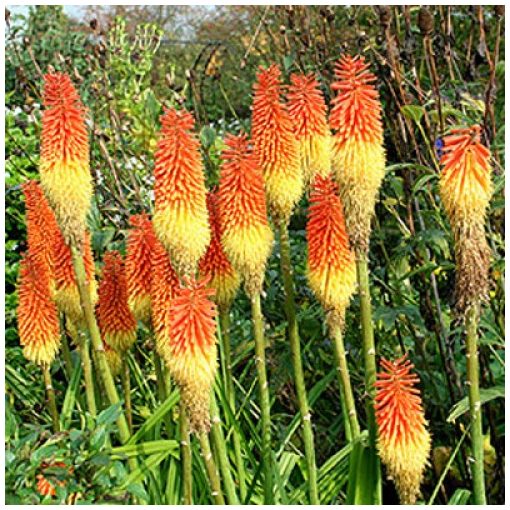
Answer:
[
  {"left": 70, "top": 244, "right": 137, "bottom": 472},
  {"left": 154, "top": 350, "right": 173, "bottom": 436},
  {"left": 78, "top": 329, "right": 97, "bottom": 417},
  {"left": 179, "top": 403, "right": 193, "bottom": 504},
  {"left": 465, "top": 303, "right": 487, "bottom": 505},
  {"left": 278, "top": 222, "right": 318, "bottom": 504},
  {"left": 218, "top": 309, "right": 247, "bottom": 500},
  {"left": 250, "top": 292, "right": 274, "bottom": 504},
  {"left": 42, "top": 363, "right": 60, "bottom": 433},
  {"left": 121, "top": 357, "right": 133, "bottom": 434},
  {"left": 331, "top": 324, "right": 360, "bottom": 439},
  {"left": 210, "top": 393, "right": 240, "bottom": 504},
  {"left": 199, "top": 432, "right": 226, "bottom": 505},
  {"left": 355, "top": 252, "right": 382, "bottom": 503}
]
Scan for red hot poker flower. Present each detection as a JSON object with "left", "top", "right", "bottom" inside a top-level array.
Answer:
[
  {"left": 199, "top": 190, "right": 240, "bottom": 310},
  {"left": 96, "top": 251, "right": 137, "bottom": 353},
  {"left": 161, "top": 277, "right": 218, "bottom": 433},
  {"left": 17, "top": 252, "right": 60, "bottom": 365},
  {"left": 126, "top": 214, "right": 154, "bottom": 324},
  {"left": 40, "top": 72, "right": 92, "bottom": 246},
  {"left": 374, "top": 355, "right": 431, "bottom": 504},
  {"left": 287, "top": 73, "right": 331, "bottom": 184}
]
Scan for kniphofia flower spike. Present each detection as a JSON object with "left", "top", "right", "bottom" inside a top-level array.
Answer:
[
  {"left": 150, "top": 225, "right": 180, "bottom": 357},
  {"left": 330, "top": 55, "right": 386, "bottom": 253},
  {"left": 306, "top": 175, "right": 356, "bottom": 326},
  {"left": 161, "top": 277, "right": 218, "bottom": 433},
  {"left": 126, "top": 214, "right": 154, "bottom": 324},
  {"left": 153, "top": 107, "right": 210, "bottom": 277},
  {"left": 375, "top": 355, "right": 431, "bottom": 504},
  {"left": 251, "top": 65, "right": 303, "bottom": 222},
  {"left": 218, "top": 133, "right": 274, "bottom": 297},
  {"left": 439, "top": 126, "right": 492, "bottom": 312},
  {"left": 199, "top": 191, "right": 240, "bottom": 311},
  {"left": 17, "top": 252, "right": 60, "bottom": 365},
  {"left": 96, "top": 251, "right": 137, "bottom": 373},
  {"left": 39, "top": 73, "right": 92, "bottom": 247},
  {"left": 287, "top": 73, "right": 331, "bottom": 185}
]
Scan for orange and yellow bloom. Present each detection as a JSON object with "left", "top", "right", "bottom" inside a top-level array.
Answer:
[
  {"left": 161, "top": 277, "right": 217, "bottom": 433},
  {"left": 150, "top": 226, "right": 180, "bottom": 356},
  {"left": 287, "top": 73, "right": 331, "bottom": 184},
  {"left": 439, "top": 126, "right": 492, "bottom": 311},
  {"left": 375, "top": 355, "right": 431, "bottom": 504},
  {"left": 39, "top": 73, "right": 92, "bottom": 247},
  {"left": 306, "top": 175, "right": 356, "bottom": 325},
  {"left": 330, "top": 55, "right": 386, "bottom": 252},
  {"left": 218, "top": 133, "right": 274, "bottom": 297},
  {"left": 199, "top": 191, "right": 240, "bottom": 310},
  {"left": 22, "top": 180, "right": 61, "bottom": 287},
  {"left": 17, "top": 252, "right": 60, "bottom": 365},
  {"left": 153, "top": 107, "right": 210, "bottom": 277},
  {"left": 126, "top": 214, "right": 154, "bottom": 324},
  {"left": 96, "top": 251, "right": 137, "bottom": 357},
  {"left": 251, "top": 65, "right": 303, "bottom": 222}
]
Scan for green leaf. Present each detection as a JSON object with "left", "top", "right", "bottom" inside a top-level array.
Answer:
[
  {"left": 110, "top": 440, "right": 179, "bottom": 458},
  {"left": 447, "top": 386, "right": 504, "bottom": 423},
  {"left": 97, "top": 402, "right": 122, "bottom": 426},
  {"left": 448, "top": 488, "right": 472, "bottom": 505},
  {"left": 346, "top": 433, "right": 381, "bottom": 505},
  {"left": 127, "top": 390, "right": 179, "bottom": 445},
  {"left": 59, "top": 361, "right": 82, "bottom": 429},
  {"left": 401, "top": 104, "right": 425, "bottom": 124}
]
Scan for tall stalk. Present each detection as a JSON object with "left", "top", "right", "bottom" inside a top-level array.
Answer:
[
  {"left": 355, "top": 252, "right": 382, "bottom": 502},
  {"left": 218, "top": 309, "right": 247, "bottom": 500},
  {"left": 356, "top": 254, "right": 378, "bottom": 441},
  {"left": 42, "top": 363, "right": 60, "bottom": 433},
  {"left": 154, "top": 350, "right": 173, "bottom": 436},
  {"left": 465, "top": 303, "right": 487, "bottom": 505},
  {"left": 70, "top": 244, "right": 136, "bottom": 472},
  {"left": 179, "top": 403, "right": 193, "bottom": 504},
  {"left": 198, "top": 432, "right": 226, "bottom": 505},
  {"left": 250, "top": 292, "right": 273, "bottom": 504},
  {"left": 78, "top": 329, "right": 97, "bottom": 417},
  {"left": 210, "top": 393, "right": 239, "bottom": 504},
  {"left": 330, "top": 324, "right": 360, "bottom": 439},
  {"left": 121, "top": 358, "right": 132, "bottom": 433},
  {"left": 278, "top": 222, "right": 318, "bottom": 504}
]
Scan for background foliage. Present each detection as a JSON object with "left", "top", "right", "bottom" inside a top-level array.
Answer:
[{"left": 5, "top": 5, "right": 505, "bottom": 504}]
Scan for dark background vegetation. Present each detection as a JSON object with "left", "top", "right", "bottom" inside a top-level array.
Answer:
[{"left": 5, "top": 5, "right": 505, "bottom": 504}]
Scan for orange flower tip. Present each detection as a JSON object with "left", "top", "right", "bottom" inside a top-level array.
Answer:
[
  {"left": 150, "top": 236, "right": 180, "bottom": 356},
  {"left": 251, "top": 64, "right": 303, "bottom": 221},
  {"left": 22, "top": 179, "right": 61, "bottom": 285},
  {"left": 40, "top": 72, "right": 92, "bottom": 246},
  {"left": 162, "top": 277, "right": 218, "bottom": 433},
  {"left": 199, "top": 191, "right": 240, "bottom": 309},
  {"left": 218, "top": 133, "right": 274, "bottom": 296},
  {"left": 306, "top": 175, "right": 356, "bottom": 321},
  {"left": 97, "top": 250, "right": 137, "bottom": 352},
  {"left": 126, "top": 213, "right": 154, "bottom": 324},
  {"left": 439, "top": 124, "right": 492, "bottom": 227},
  {"left": 17, "top": 252, "right": 60, "bottom": 365},
  {"left": 374, "top": 354, "right": 431, "bottom": 504},
  {"left": 153, "top": 106, "right": 210, "bottom": 276},
  {"left": 287, "top": 73, "right": 332, "bottom": 182}
]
